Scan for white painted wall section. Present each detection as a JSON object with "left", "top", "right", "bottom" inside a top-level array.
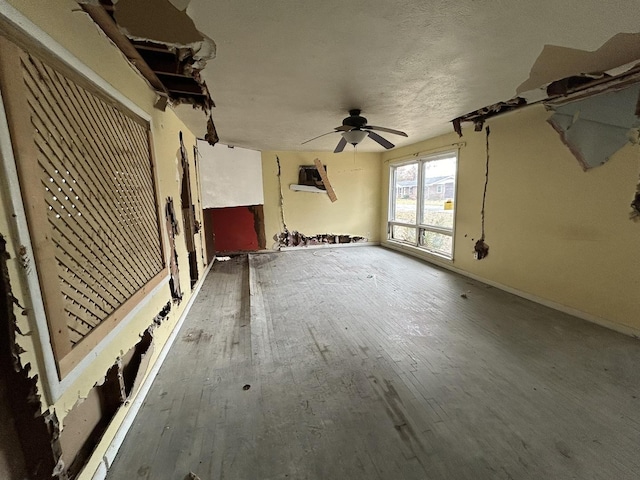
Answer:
[{"left": 198, "top": 141, "right": 264, "bottom": 208}]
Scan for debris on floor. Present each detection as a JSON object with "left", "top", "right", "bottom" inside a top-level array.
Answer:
[
  {"left": 187, "top": 472, "right": 201, "bottom": 480},
  {"left": 242, "top": 384, "right": 251, "bottom": 391},
  {"left": 216, "top": 256, "right": 231, "bottom": 262}
]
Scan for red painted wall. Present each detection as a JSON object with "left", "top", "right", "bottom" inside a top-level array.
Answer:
[{"left": 209, "top": 206, "right": 259, "bottom": 253}]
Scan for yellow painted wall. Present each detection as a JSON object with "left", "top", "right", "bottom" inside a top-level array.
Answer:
[
  {"left": 381, "top": 105, "right": 640, "bottom": 334},
  {"left": 1, "top": 1, "right": 207, "bottom": 478},
  {"left": 262, "top": 150, "right": 382, "bottom": 247}
]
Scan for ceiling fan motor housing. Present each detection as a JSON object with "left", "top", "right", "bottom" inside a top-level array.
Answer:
[{"left": 343, "top": 109, "right": 367, "bottom": 129}]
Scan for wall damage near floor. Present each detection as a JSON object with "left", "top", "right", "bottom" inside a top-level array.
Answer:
[
  {"left": 1, "top": 240, "right": 171, "bottom": 480},
  {"left": 58, "top": 323, "right": 156, "bottom": 479},
  {"left": 274, "top": 230, "right": 367, "bottom": 248}
]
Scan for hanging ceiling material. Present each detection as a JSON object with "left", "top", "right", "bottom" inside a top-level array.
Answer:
[{"left": 79, "top": 0, "right": 218, "bottom": 142}]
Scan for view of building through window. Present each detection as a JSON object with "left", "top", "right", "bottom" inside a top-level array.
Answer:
[{"left": 389, "top": 153, "right": 457, "bottom": 258}]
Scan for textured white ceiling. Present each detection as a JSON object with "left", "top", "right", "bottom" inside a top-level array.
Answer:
[{"left": 170, "top": 0, "right": 640, "bottom": 152}]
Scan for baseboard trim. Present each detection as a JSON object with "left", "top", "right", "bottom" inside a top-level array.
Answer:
[
  {"left": 90, "top": 261, "right": 214, "bottom": 480},
  {"left": 381, "top": 242, "right": 640, "bottom": 340}
]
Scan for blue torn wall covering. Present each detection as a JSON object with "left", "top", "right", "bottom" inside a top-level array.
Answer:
[{"left": 547, "top": 83, "right": 640, "bottom": 170}]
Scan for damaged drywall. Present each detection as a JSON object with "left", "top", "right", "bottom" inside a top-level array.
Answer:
[
  {"left": 113, "top": 0, "right": 205, "bottom": 46},
  {"left": 517, "top": 33, "right": 640, "bottom": 95},
  {"left": 79, "top": 0, "right": 217, "bottom": 127},
  {"left": 59, "top": 378, "right": 119, "bottom": 478},
  {"left": 274, "top": 231, "right": 367, "bottom": 249},
  {"left": 121, "top": 329, "right": 154, "bottom": 400},
  {"left": 153, "top": 301, "right": 172, "bottom": 325},
  {"left": 0, "top": 235, "right": 64, "bottom": 479},
  {"left": 58, "top": 325, "right": 155, "bottom": 478},
  {"left": 451, "top": 33, "right": 640, "bottom": 183},
  {"left": 473, "top": 127, "right": 491, "bottom": 260},
  {"left": 110, "top": 0, "right": 216, "bottom": 84},
  {"left": 452, "top": 33, "right": 640, "bottom": 137},
  {"left": 631, "top": 181, "right": 640, "bottom": 220},
  {"left": 165, "top": 197, "right": 183, "bottom": 302},
  {"left": 546, "top": 83, "right": 640, "bottom": 170}
]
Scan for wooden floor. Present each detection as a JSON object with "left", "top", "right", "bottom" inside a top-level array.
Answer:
[{"left": 106, "top": 247, "right": 640, "bottom": 480}]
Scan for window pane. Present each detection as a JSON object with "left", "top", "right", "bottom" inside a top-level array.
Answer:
[
  {"left": 420, "top": 230, "right": 453, "bottom": 257},
  {"left": 392, "top": 163, "right": 418, "bottom": 224},
  {"left": 392, "top": 225, "right": 417, "bottom": 244},
  {"left": 422, "top": 156, "right": 456, "bottom": 229}
]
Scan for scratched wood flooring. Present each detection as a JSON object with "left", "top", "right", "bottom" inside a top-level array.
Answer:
[{"left": 106, "top": 247, "right": 640, "bottom": 480}]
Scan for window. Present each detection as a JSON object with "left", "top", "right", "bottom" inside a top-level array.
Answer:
[{"left": 388, "top": 152, "right": 457, "bottom": 258}]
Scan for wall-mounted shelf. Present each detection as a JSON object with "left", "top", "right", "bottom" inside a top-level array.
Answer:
[{"left": 289, "top": 184, "right": 327, "bottom": 194}]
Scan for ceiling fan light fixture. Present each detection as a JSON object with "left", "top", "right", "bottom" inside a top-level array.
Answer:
[{"left": 341, "top": 129, "right": 368, "bottom": 146}]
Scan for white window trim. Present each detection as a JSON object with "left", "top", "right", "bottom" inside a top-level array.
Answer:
[{"left": 387, "top": 151, "right": 459, "bottom": 260}]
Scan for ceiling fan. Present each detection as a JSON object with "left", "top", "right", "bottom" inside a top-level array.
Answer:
[{"left": 302, "top": 109, "right": 408, "bottom": 153}]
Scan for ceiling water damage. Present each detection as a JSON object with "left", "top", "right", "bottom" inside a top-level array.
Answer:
[
  {"left": 453, "top": 32, "right": 640, "bottom": 171},
  {"left": 78, "top": 0, "right": 218, "bottom": 144}
]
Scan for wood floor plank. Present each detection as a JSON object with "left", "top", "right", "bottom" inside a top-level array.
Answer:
[{"left": 106, "top": 248, "right": 640, "bottom": 480}]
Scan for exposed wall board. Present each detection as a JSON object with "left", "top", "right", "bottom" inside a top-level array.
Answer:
[
  {"left": 59, "top": 387, "right": 113, "bottom": 478},
  {"left": 381, "top": 104, "right": 640, "bottom": 334},
  {"left": 313, "top": 158, "right": 337, "bottom": 202},
  {"left": 198, "top": 141, "right": 264, "bottom": 209},
  {"left": 121, "top": 329, "right": 154, "bottom": 400},
  {"left": 58, "top": 327, "right": 154, "bottom": 478},
  {"left": 547, "top": 83, "right": 640, "bottom": 170}
]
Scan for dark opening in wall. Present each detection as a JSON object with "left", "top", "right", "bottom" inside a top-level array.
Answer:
[
  {"left": 165, "top": 198, "right": 182, "bottom": 302},
  {"left": 0, "top": 235, "right": 62, "bottom": 479},
  {"left": 179, "top": 132, "right": 199, "bottom": 289},
  {"left": 298, "top": 165, "right": 327, "bottom": 190}
]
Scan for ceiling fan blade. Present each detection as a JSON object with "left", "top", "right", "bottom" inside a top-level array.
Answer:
[
  {"left": 367, "top": 131, "right": 395, "bottom": 149},
  {"left": 364, "top": 125, "right": 408, "bottom": 137},
  {"left": 335, "top": 125, "right": 355, "bottom": 132},
  {"left": 301, "top": 131, "right": 337, "bottom": 145},
  {"left": 334, "top": 136, "right": 348, "bottom": 153}
]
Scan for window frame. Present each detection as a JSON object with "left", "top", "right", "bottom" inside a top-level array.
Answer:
[{"left": 388, "top": 151, "right": 458, "bottom": 260}]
